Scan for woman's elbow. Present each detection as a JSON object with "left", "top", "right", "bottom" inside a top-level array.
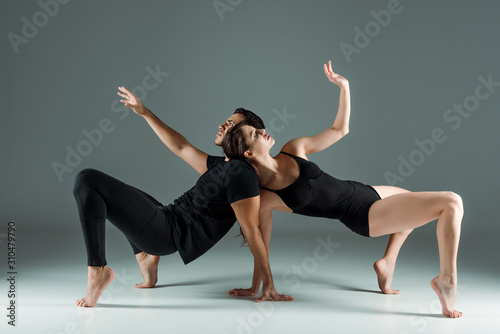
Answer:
[
  {"left": 331, "top": 125, "right": 349, "bottom": 135},
  {"left": 334, "top": 127, "right": 349, "bottom": 137}
]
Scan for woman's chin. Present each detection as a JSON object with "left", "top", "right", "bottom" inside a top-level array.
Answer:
[{"left": 269, "top": 138, "right": 275, "bottom": 148}]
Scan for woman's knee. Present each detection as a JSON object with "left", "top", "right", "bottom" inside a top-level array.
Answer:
[{"left": 442, "top": 191, "right": 464, "bottom": 216}]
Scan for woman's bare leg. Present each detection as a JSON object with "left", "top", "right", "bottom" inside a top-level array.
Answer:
[
  {"left": 135, "top": 252, "right": 160, "bottom": 288},
  {"left": 373, "top": 229, "right": 413, "bottom": 294},
  {"left": 371, "top": 186, "right": 412, "bottom": 294},
  {"left": 76, "top": 266, "right": 116, "bottom": 307},
  {"left": 368, "top": 191, "right": 463, "bottom": 318}
]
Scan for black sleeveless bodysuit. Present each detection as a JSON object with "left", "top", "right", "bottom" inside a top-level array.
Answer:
[{"left": 261, "top": 151, "right": 381, "bottom": 237}]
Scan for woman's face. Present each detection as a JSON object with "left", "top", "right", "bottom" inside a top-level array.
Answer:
[{"left": 241, "top": 125, "right": 274, "bottom": 159}]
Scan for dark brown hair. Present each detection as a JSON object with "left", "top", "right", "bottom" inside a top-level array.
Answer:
[
  {"left": 222, "top": 121, "right": 252, "bottom": 161},
  {"left": 223, "top": 122, "right": 256, "bottom": 247}
]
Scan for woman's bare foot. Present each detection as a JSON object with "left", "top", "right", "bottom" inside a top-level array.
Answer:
[
  {"left": 76, "top": 266, "right": 116, "bottom": 307},
  {"left": 374, "top": 258, "right": 400, "bottom": 294},
  {"left": 431, "top": 275, "right": 462, "bottom": 318},
  {"left": 135, "top": 252, "right": 160, "bottom": 288}
]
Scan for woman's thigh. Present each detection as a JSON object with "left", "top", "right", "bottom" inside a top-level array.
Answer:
[
  {"left": 371, "top": 185, "right": 411, "bottom": 199},
  {"left": 368, "top": 191, "right": 452, "bottom": 237}
]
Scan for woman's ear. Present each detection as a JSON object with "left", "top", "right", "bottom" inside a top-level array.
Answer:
[{"left": 244, "top": 150, "right": 254, "bottom": 159}]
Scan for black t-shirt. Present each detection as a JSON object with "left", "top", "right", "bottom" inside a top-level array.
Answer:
[{"left": 165, "top": 156, "right": 260, "bottom": 264}]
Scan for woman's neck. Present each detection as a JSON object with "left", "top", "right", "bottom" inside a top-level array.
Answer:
[{"left": 249, "top": 153, "right": 280, "bottom": 186}]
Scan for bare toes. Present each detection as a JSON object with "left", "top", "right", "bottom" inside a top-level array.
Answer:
[
  {"left": 383, "top": 289, "right": 400, "bottom": 295},
  {"left": 135, "top": 282, "right": 154, "bottom": 289}
]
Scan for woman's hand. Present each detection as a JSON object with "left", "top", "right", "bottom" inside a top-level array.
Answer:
[
  {"left": 256, "top": 284, "right": 294, "bottom": 303},
  {"left": 117, "top": 86, "right": 149, "bottom": 116},
  {"left": 323, "top": 60, "right": 349, "bottom": 88}
]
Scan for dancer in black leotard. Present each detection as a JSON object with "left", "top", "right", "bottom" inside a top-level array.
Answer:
[
  {"left": 73, "top": 87, "right": 293, "bottom": 307},
  {"left": 259, "top": 151, "right": 380, "bottom": 237},
  {"left": 223, "top": 60, "right": 464, "bottom": 318}
]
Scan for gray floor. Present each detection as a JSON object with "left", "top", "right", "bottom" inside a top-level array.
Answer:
[{"left": 2, "top": 222, "right": 499, "bottom": 334}]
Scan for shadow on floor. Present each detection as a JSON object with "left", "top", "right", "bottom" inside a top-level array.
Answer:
[
  {"left": 154, "top": 273, "right": 248, "bottom": 288},
  {"left": 96, "top": 303, "right": 212, "bottom": 309},
  {"left": 294, "top": 274, "right": 384, "bottom": 294}
]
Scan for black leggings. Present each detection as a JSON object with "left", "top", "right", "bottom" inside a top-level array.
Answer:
[{"left": 72, "top": 168, "right": 177, "bottom": 267}]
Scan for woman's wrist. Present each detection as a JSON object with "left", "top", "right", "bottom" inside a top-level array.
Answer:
[
  {"left": 339, "top": 83, "right": 350, "bottom": 90},
  {"left": 251, "top": 283, "right": 261, "bottom": 293},
  {"left": 251, "top": 278, "right": 262, "bottom": 293}
]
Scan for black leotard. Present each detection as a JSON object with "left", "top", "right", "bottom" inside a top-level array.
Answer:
[{"left": 261, "top": 151, "right": 381, "bottom": 237}]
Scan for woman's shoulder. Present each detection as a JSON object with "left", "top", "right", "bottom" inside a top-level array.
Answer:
[{"left": 280, "top": 139, "right": 308, "bottom": 160}]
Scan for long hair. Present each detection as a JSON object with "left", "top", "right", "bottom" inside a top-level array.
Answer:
[
  {"left": 223, "top": 121, "right": 256, "bottom": 247},
  {"left": 222, "top": 122, "right": 251, "bottom": 161}
]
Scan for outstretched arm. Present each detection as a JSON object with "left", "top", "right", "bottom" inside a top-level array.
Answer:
[
  {"left": 282, "top": 60, "right": 351, "bottom": 156},
  {"left": 231, "top": 196, "right": 293, "bottom": 302},
  {"left": 117, "top": 86, "right": 209, "bottom": 175}
]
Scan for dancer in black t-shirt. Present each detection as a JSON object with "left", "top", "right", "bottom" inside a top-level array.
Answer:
[{"left": 73, "top": 87, "right": 292, "bottom": 307}]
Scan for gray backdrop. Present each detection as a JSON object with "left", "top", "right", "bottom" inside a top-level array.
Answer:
[{"left": 1, "top": 0, "right": 499, "bottom": 274}]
